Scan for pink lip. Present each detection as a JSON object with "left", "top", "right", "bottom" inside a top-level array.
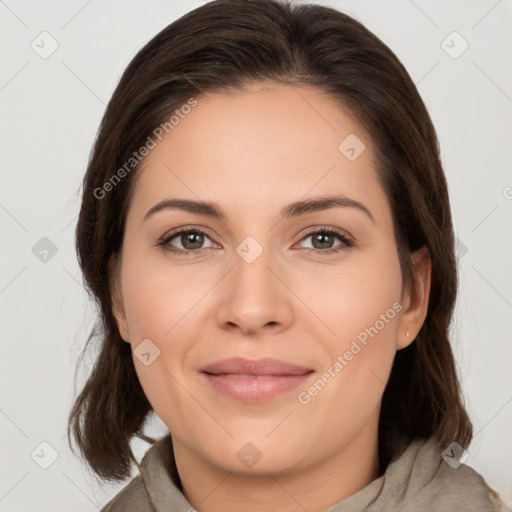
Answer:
[{"left": 200, "top": 357, "right": 314, "bottom": 403}]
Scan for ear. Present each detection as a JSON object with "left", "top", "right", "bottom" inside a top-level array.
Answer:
[
  {"left": 397, "top": 245, "right": 431, "bottom": 350},
  {"left": 109, "top": 254, "right": 131, "bottom": 343}
]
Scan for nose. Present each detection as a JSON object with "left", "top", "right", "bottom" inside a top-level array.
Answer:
[{"left": 215, "top": 243, "right": 294, "bottom": 336}]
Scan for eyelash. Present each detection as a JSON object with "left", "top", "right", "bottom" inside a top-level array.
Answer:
[{"left": 156, "top": 226, "right": 355, "bottom": 257}]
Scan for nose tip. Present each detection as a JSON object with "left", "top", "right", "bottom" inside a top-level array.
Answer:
[{"left": 215, "top": 253, "right": 294, "bottom": 336}]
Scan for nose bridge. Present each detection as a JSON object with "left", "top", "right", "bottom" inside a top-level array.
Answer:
[
  {"left": 231, "top": 234, "right": 278, "bottom": 301},
  {"left": 215, "top": 233, "right": 293, "bottom": 333}
]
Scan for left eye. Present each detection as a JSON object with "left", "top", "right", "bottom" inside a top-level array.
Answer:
[{"left": 298, "top": 229, "right": 353, "bottom": 251}]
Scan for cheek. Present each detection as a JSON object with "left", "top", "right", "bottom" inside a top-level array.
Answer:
[
  {"left": 295, "top": 245, "right": 402, "bottom": 417},
  {"left": 118, "top": 247, "right": 206, "bottom": 425},
  {"left": 120, "top": 245, "right": 210, "bottom": 342},
  {"left": 300, "top": 243, "right": 403, "bottom": 346},
  {"left": 118, "top": 246, "right": 218, "bottom": 413}
]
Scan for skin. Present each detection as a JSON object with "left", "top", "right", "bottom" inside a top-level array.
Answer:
[{"left": 111, "top": 82, "right": 431, "bottom": 512}]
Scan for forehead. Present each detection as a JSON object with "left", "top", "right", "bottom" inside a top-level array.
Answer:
[{"left": 127, "top": 82, "right": 387, "bottom": 223}]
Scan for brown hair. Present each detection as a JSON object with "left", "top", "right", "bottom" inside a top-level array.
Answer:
[{"left": 67, "top": 0, "right": 472, "bottom": 483}]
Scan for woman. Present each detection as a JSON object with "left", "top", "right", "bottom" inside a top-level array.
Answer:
[{"left": 67, "top": 0, "right": 510, "bottom": 510}]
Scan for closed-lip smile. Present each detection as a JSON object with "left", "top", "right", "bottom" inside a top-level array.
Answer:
[{"left": 200, "top": 357, "right": 315, "bottom": 402}]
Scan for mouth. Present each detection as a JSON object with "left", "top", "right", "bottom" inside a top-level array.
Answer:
[{"left": 199, "top": 357, "right": 315, "bottom": 403}]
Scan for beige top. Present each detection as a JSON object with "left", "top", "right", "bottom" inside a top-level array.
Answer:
[{"left": 100, "top": 434, "right": 511, "bottom": 511}]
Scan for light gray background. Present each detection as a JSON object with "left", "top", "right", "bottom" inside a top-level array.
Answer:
[{"left": 1, "top": 0, "right": 511, "bottom": 510}]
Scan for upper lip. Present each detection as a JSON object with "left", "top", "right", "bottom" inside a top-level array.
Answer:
[{"left": 200, "top": 357, "right": 313, "bottom": 376}]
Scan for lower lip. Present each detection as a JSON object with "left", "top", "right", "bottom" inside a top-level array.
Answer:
[{"left": 201, "top": 372, "right": 314, "bottom": 403}]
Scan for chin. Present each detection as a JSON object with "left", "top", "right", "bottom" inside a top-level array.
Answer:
[{"left": 206, "top": 439, "right": 307, "bottom": 476}]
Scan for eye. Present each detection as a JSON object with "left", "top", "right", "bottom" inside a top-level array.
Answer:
[
  {"left": 297, "top": 227, "right": 354, "bottom": 254},
  {"left": 157, "top": 227, "right": 216, "bottom": 255}
]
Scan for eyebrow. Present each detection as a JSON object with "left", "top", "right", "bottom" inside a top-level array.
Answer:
[{"left": 143, "top": 195, "right": 375, "bottom": 224}]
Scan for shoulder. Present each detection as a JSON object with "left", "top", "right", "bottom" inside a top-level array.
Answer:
[
  {"left": 429, "top": 461, "right": 510, "bottom": 511},
  {"left": 392, "top": 437, "right": 511, "bottom": 511},
  {"left": 100, "top": 475, "right": 154, "bottom": 512}
]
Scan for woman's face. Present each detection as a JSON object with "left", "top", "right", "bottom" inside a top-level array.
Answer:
[{"left": 112, "top": 82, "right": 425, "bottom": 477}]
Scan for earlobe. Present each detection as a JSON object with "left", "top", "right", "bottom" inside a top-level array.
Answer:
[{"left": 397, "top": 246, "right": 432, "bottom": 350}]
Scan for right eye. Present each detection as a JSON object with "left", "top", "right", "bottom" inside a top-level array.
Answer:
[{"left": 157, "top": 228, "right": 218, "bottom": 256}]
